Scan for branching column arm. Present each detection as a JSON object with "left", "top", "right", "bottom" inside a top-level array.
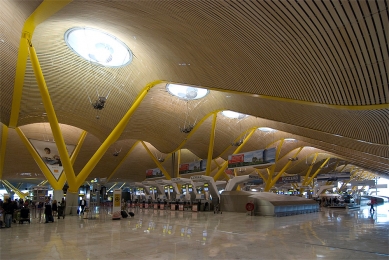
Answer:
[
  {"left": 206, "top": 113, "right": 217, "bottom": 176},
  {"left": 28, "top": 44, "right": 77, "bottom": 188},
  {"left": 0, "top": 124, "right": 9, "bottom": 180},
  {"left": 266, "top": 147, "right": 303, "bottom": 190},
  {"left": 107, "top": 141, "right": 140, "bottom": 182},
  {"left": 74, "top": 80, "right": 165, "bottom": 191},
  {"left": 141, "top": 141, "right": 171, "bottom": 180},
  {"left": 57, "top": 131, "right": 87, "bottom": 188},
  {"left": 213, "top": 128, "right": 257, "bottom": 181}
]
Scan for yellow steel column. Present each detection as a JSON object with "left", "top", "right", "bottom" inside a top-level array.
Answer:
[
  {"left": 57, "top": 130, "right": 87, "bottom": 188},
  {"left": 2, "top": 180, "right": 28, "bottom": 199},
  {"left": 255, "top": 169, "right": 267, "bottom": 186},
  {"left": 306, "top": 158, "right": 331, "bottom": 185},
  {"left": 205, "top": 113, "right": 217, "bottom": 176},
  {"left": 107, "top": 141, "right": 140, "bottom": 182},
  {"left": 28, "top": 44, "right": 77, "bottom": 188},
  {"left": 74, "top": 80, "right": 165, "bottom": 190},
  {"left": 0, "top": 124, "right": 9, "bottom": 180},
  {"left": 141, "top": 141, "right": 171, "bottom": 180},
  {"left": 339, "top": 163, "right": 349, "bottom": 172},
  {"left": 213, "top": 128, "right": 257, "bottom": 181},
  {"left": 299, "top": 153, "right": 318, "bottom": 195},
  {"left": 265, "top": 139, "right": 285, "bottom": 189},
  {"left": 16, "top": 127, "right": 61, "bottom": 189},
  {"left": 177, "top": 149, "right": 181, "bottom": 177},
  {"left": 265, "top": 147, "right": 303, "bottom": 191},
  {"left": 172, "top": 110, "right": 222, "bottom": 153},
  {"left": 9, "top": 0, "right": 73, "bottom": 128}
]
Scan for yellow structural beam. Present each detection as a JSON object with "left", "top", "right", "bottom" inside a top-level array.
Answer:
[
  {"left": 141, "top": 141, "right": 172, "bottom": 180},
  {"left": 172, "top": 110, "right": 222, "bottom": 153},
  {"left": 28, "top": 44, "right": 78, "bottom": 189},
  {"left": 9, "top": 0, "right": 73, "bottom": 128},
  {"left": 265, "top": 139, "right": 285, "bottom": 188},
  {"left": 213, "top": 128, "right": 257, "bottom": 181},
  {"left": 177, "top": 149, "right": 181, "bottom": 177},
  {"left": 0, "top": 124, "right": 9, "bottom": 180},
  {"left": 2, "top": 180, "right": 28, "bottom": 199},
  {"left": 16, "top": 127, "right": 61, "bottom": 189},
  {"left": 57, "top": 130, "right": 87, "bottom": 189},
  {"left": 107, "top": 141, "right": 140, "bottom": 182},
  {"left": 205, "top": 113, "right": 217, "bottom": 176},
  {"left": 74, "top": 80, "right": 165, "bottom": 190},
  {"left": 265, "top": 147, "right": 303, "bottom": 190},
  {"left": 255, "top": 169, "right": 267, "bottom": 186},
  {"left": 305, "top": 157, "right": 331, "bottom": 185}
]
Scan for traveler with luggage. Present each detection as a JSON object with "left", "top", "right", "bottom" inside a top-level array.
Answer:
[{"left": 52, "top": 200, "right": 58, "bottom": 217}]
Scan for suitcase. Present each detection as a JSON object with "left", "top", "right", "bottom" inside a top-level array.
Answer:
[
  {"left": 128, "top": 212, "right": 135, "bottom": 217},
  {"left": 121, "top": 210, "right": 128, "bottom": 218},
  {"left": 48, "top": 215, "right": 54, "bottom": 222}
]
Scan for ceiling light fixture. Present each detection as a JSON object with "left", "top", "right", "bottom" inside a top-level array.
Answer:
[
  {"left": 166, "top": 83, "right": 209, "bottom": 100},
  {"left": 258, "top": 127, "right": 277, "bottom": 132},
  {"left": 64, "top": 27, "right": 133, "bottom": 67},
  {"left": 221, "top": 110, "right": 248, "bottom": 119}
]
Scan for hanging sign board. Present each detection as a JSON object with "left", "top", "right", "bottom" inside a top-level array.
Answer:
[
  {"left": 29, "top": 139, "right": 76, "bottom": 181},
  {"left": 179, "top": 160, "right": 207, "bottom": 175},
  {"left": 146, "top": 168, "right": 164, "bottom": 179},
  {"left": 227, "top": 148, "right": 276, "bottom": 169},
  {"left": 276, "top": 175, "right": 301, "bottom": 184}
]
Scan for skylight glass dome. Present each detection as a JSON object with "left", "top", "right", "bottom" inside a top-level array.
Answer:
[
  {"left": 258, "top": 127, "right": 277, "bottom": 132},
  {"left": 221, "top": 110, "right": 248, "bottom": 119},
  {"left": 64, "top": 27, "right": 133, "bottom": 67},
  {"left": 166, "top": 83, "right": 209, "bottom": 100}
]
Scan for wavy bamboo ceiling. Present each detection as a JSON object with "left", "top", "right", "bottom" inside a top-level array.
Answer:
[{"left": 0, "top": 0, "right": 388, "bottom": 184}]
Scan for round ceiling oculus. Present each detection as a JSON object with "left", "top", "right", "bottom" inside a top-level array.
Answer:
[
  {"left": 166, "top": 83, "right": 209, "bottom": 100},
  {"left": 64, "top": 27, "right": 133, "bottom": 67}
]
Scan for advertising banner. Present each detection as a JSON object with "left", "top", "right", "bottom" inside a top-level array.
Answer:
[
  {"left": 146, "top": 168, "right": 164, "bottom": 179},
  {"left": 112, "top": 189, "right": 122, "bottom": 220},
  {"left": 179, "top": 160, "right": 207, "bottom": 175},
  {"left": 227, "top": 147, "right": 276, "bottom": 169},
  {"left": 29, "top": 139, "right": 76, "bottom": 181}
]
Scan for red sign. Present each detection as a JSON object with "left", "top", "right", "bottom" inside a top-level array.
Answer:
[
  {"left": 146, "top": 169, "right": 153, "bottom": 177},
  {"left": 245, "top": 202, "right": 254, "bottom": 211},
  {"left": 179, "top": 164, "right": 189, "bottom": 171},
  {"left": 228, "top": 154, "right": 244, "bottom": 164}
]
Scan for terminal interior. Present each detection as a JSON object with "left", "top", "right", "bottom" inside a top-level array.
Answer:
[{"left": 0, "top": 1, "right": 388, "bottom": 259}]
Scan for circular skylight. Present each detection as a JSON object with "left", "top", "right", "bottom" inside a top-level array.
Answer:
[
  {"left": 166, "top": 83, "right": 209, "bottom": 100},
  {"left": 64, "top": 27, "right": 133, "bottom": 67},
  {"left": 221, "top": 110, "right": 248, "bottom": 119},
  {"left": 258, "top": 127, "right": 277, "bottom": 132}
]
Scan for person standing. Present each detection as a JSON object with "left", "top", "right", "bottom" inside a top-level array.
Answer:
[
  {"left": 79, "top": 198, "right": 86, "bottom": 214},
  {"left": 3, "top": 198, "right": 15, "bottom": 228},
  {"left": 370, "top": 198, "right": 376, "bottom": 213},
  {"left": 44, "top": 199, "right": 53, "bottom": 223},
  {"left": 52, "top": 200, "right": 58, "bottom": 217}
]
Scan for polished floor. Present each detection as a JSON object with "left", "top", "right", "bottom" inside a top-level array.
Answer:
[{"left": 0, "top": 204, "right": 388, "bottom": 260}]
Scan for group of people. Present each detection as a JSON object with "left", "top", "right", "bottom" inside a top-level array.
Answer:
[{"left": 0, "top": 197, "right": 67, "bottom": 227}]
